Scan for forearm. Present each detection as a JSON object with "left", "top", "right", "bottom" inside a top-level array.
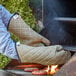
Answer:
[
  {"left": 0, "top": 17, "right": 18, "bottom": 60},
  {"left": 0, "top": 5, "right": 13, "bottom": 28}
]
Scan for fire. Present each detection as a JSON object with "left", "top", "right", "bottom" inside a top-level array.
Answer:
[
  {"left": 46, "top": 65, "right": 58, "bottom": 75},
  {"left": 46, "top": 65, "right": 50, "bottom": 72},
  {"left": 50, "top": 65, "right": 58, "bottom": 74}
]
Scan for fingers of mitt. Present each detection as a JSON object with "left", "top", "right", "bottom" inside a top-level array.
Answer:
[
  {"left": 55, "top": 45, "right": 71, "bottom": 58},
  {"left": 52, "top": 45, "right": 67, "bottom": 57},
  {"left": 55, "top": 45, "right": 63, "bottom": 51},
  {"left": 41, "top": 37, "right": 51, "bottom": 46},
  {"left": 56, "top": 49, "right": 66, "bottom": 57}
]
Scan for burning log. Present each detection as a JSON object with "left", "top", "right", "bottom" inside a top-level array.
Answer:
[{"left": 54, "top": 53, "right": 76, "bottom": 76}]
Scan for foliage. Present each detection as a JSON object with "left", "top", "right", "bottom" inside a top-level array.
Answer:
[{"left": 0, "top": 54, "right": 11, "bottom": 69}]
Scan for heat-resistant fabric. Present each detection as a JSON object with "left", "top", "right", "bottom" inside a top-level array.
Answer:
[
  {"left": 17, "top": 44, "right": 71, "bottom": 65},
  {"left": 8, "top": 14, "right": 50, "bottom": 46}
]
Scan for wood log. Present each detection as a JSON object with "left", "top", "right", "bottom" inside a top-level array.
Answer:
[{"left": 54, "top": 53, "right": 76, "bottom": 76}]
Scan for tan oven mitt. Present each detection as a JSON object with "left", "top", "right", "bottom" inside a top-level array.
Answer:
[{"left": 16, "top": 44, "right": 71, "bottom": 65}]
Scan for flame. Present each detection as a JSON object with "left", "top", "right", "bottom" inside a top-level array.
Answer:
[
  {"left": 46, "top": 65, "right": 50, "bottom": 72},
  {"left": 45, "top": 65, "right": 58, "bottom": 75},
  {"left": 50, "top": 65, "right": 58, "bottom": 74}
]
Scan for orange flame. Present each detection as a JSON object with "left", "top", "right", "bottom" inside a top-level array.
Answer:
[
  {"left": 50, "top": 65, "right": 58, "bottom": 74},
  {"left": 46, "top": 65, "right": 58, "bottom": 75},
  {"left": 46, "top": 65, "right": 50, "bottom": 72}
]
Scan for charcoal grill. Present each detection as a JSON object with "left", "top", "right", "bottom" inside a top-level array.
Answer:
[
  {"left": 0, "top": 70, "right": 52, "bottom": 76},
  {"left": 0, "top": 70, "right": 32, "bottom": 76}
]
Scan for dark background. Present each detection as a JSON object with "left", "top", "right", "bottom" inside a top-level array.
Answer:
[
  {"left": 41, "top": 0, "right": 76, "bottom": 45},
  {"left": 30, "top": 0, "right": 76, "bottom": 45}
]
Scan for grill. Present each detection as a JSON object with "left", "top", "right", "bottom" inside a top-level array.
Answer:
[{"left": 0, "top": 70, "right": 32, "bottom": 76}]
